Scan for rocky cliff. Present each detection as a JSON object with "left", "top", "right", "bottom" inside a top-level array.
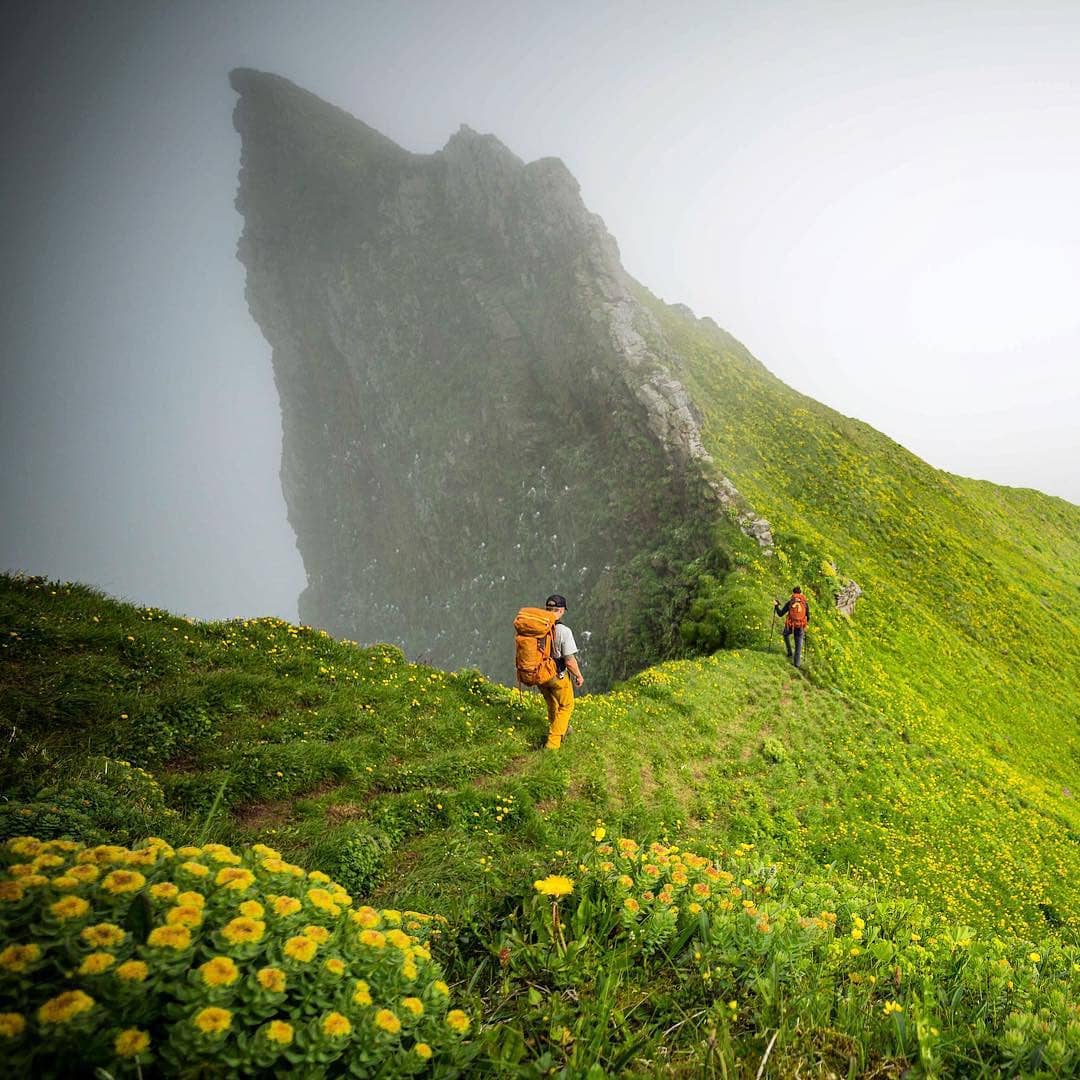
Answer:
[{"left": 230, "top": 69, "right": 771, "bottom": 685}]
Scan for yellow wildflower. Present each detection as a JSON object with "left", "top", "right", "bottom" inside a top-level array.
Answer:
[
  {"left": 38, "top": 990, "right": 95, "bottom": 1025},
  {"left": 50, "top": 875, "right": 80, "bottom": 891},
  {"left": 432, "top": 979, "right": 450, "bottom": 996},
  {"left": 222, "top": 916, "right": 265, "bottom": 945},
  {"left": 308, "top": 870, "right": 332, "bottom": 884},
  {"left": 385, "top": 929, "right": 412, "bottom": 949},
  {"left": 78, "top": 952, "right": 116, "bottom": 975},
  {"left": 115, "top": 1028, "right": 150, "bottom": 1057},
  {"left": 166, "top": 904, "right": 204, "bottom": 928},
  {"left": 0, "top": 1013, "right": 27, "bottom": 1039},
  {"left": 374, "top": 1008, "right": 401, "bottom": 1034},
  {"left": 415, "top": 1042, "right": 433, "bottom": 1060},
  {"left": 306, "top": 887, "right": 340, "bottom": 915},
  {"left": 199, "top": 956, "right": 240, "bottom": 987},
  {"left": 193, "top": 1006, "right": 232, "bottom": 1035},
  {"left": 177, "top": 890, "right": 206, "bottom": 908},
  {"left": 360, "top": 929, "right": 387, "bottom": 949},
  {"left": 50, "top": 895, "right": 90, "bottom": 921},
  {"left": 0, "top": 881, "right": 26, "bottom": 903},
  {"left": 303, "top": 924, "right": 331, "bottom": 943},
  {"left": 147, "top": 925, "right": 192, "bottom": 951},
  {"left": 352, "top": 980, "right": 372, "bottom": 1006},
  {"left": 180, "top": 861, "right": 209, "bottom": 878},
  {"left": 239, "top": 900, "right": 264, "bottom": 918},
  {"left": 215, "top": 867, "right": 255, "bottom": 891},
  {"left": 283, "top": 935, "right": 318, "bottom": 962},
  {"left": 446, "top": 1009, "right": 470, "bottom": 1034},
  {"left": 149, "top": 882, "right": 179, "bottom": 901},
  {"left": 351, "top": 905, "right": 381, "bottom": 928},
  {"left": 257, "top": 966, "right": 287, "bottom": 993},
  {"left": 123, "top": 848, "right": 158, "bottom": 867},
  {"left": 265, "top": 1019, "right": 293, "bottom": 1044},
  {"left": 7, "top": 837, "right": 43, "bottom": 857},
  {"left": 115, "top": 960, "right": 149, "bottom": 982},
  {"left": 0, "top": 944, "right": 41, "bottom": 972},
  {"left": 533, "top": 875, "right": 574, "bottom": 897},
  {"left": 322, "top": 1011, "right": 351, "bottom": 1037},
  {"left": 100, "top": 870, "right": 145, "bottom": 895},
  {"left": 324, "top": 958, "right": 346, "bottom": 977},
  {"left": 208, "top": 851, "right": 242, "bottom": 865},
  {"left": 401, "top": 996, "right": 424, "bottom": 1017},
  {"left": 592, "top": 826, "right": 606, "bottom": 841},
  {"left": 272, "top": 895, "right": 302, "bottom": 917},
  {"left": 176, "top": 846, "right": 204, "bottom": 858}
]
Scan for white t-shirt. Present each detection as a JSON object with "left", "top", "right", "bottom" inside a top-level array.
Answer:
[{"left": 553, "top": 623, "right": 578, "bottom": 676}]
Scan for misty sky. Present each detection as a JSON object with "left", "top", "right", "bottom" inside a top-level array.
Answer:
[{"left": 3, "top": 0, "right": 1078, "bottom": 623}]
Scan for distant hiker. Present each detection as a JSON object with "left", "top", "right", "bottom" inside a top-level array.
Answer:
[
  {"left": 512, "top": 593, "right": 583, "bottom": 751},
  {"left": 774, "top": 587, "right": 810, "bottom": 668}
]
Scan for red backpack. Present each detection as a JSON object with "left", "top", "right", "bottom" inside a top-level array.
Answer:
[
  {"left": 514, "top": 607, "right": 559, "bottom": 686},
  {"left": 786, "top": 594, "right": 808, "bottom": 630}
]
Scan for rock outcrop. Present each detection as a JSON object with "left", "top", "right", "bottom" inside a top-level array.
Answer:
[{"left": 231, "top": 69, "right": 770, "bottom": 685}]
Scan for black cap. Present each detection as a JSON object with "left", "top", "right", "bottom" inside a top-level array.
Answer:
[
  {"left": 792, "top": 586, "right": 802, "bottom": 594},
  {"left": 545, "top": 594, "right": 568, "bottom": 609}
]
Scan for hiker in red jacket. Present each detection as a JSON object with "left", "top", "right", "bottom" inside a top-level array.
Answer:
[{"left": 774, "top": 587, "right": 810, "bottom": 668}]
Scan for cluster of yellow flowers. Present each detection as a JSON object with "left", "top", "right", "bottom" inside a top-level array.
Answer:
[{"left": 0, "top": 835, "right": 473, "bottom": 1074}]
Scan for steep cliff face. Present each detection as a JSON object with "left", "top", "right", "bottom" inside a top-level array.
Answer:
[{"left": 231, "top": 69, "right": 769, "bottom": 684}]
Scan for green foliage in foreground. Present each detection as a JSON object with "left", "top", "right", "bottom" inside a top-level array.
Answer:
[
  {"left": 1, "top": 571, "right": 1079, "bottom": 1076},
  {"left": 0, "top": 836, "right": 473, "bottom": 1078}
]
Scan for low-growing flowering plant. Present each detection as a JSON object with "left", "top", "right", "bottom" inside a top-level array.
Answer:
[
  {"left": 0, "top": 836, "right": 475, "bottom": 1075},
  {"left": 492, "top": 833, "right": 1080, "bottom": 1075}
]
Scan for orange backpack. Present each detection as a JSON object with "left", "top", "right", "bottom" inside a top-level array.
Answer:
[
  {"left": 514, "top": 607, "right": 559, "bottom": 687},
  {"left": 786, "top": 594, "right": 808, "bottom": 630}
]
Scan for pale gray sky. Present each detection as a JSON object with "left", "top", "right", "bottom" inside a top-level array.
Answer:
[{"left": 2, "top": 0, "right": 1078, "bottom": 622}]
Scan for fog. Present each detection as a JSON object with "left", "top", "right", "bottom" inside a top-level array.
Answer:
[{"left": 2, "top": 0, "right": 1078, "bottom": 623}]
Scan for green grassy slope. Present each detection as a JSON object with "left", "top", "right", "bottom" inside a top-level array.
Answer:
[
  {"left": 640, "top": 291, "right": 1080, "bottom": 916},
  {"left": 3, "top": 569, "right": 1078, "bottom": 936},
  {"left": 3, "top": 573, "right": 1080, "bottom": 1074}
]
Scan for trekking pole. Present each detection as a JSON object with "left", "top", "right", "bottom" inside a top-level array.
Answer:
[{"left": 769, "top": 607, "right": 777, "bottom": 653}]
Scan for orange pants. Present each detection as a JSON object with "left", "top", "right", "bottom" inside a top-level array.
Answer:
[{"left": 540, "top": 675, "right": 574, "bottom": 749}]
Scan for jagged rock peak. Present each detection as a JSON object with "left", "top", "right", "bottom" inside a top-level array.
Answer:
[
  {"left": 230, "top": 72, "right": 772, "bottom": 685},
  {"left": 229, "top": 67, "right": 411, "bottom": 164}
]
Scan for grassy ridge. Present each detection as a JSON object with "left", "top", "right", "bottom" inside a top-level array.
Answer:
[
  {"left": 3, "top": 572, "right": 1080, "bottom": 1074},
  {"left": 3, "top": 571, "right": 1077, "bottom": 937}
]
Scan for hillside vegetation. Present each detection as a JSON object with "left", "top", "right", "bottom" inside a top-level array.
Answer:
[{"left": 2, "top": 562, "right": 1079, "bottom": 1076}]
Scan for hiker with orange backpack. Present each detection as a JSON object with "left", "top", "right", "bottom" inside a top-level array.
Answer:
[
  {"left": 774, "top": 587, "right": 810, "bottom": 669},
  {"left": 513, "top": 593, "right": 583, "bottom": 750}
]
